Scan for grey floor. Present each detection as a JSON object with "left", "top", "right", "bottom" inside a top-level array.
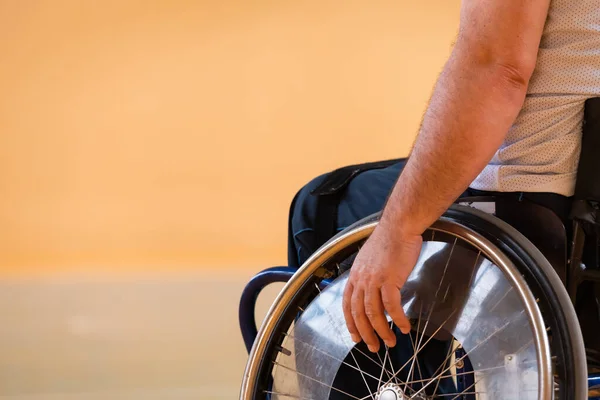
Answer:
[{"left": 0, "top": 271, "right": 283, "bottom": 399}]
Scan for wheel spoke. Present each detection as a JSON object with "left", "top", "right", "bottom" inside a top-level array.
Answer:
[
  {"left": 489, "top": 286, "right": 513, "bottom": 312},
  {"left": 434, "top": 238, "right": 457, "bottom": 301},
  {"left": 385, "top": 320, "right": 400, "bottom": 385},
  {"left": 431, "top": 339, "right": 456, "bottom": 396},
  {"left": 264, "top": 390, "right": 315, "bottom": 399},
  {"left": 273, "top": 361, "right": 361, "bottom": 400},
  {"left": 447, "top": 376, "right": 482, "bottom": 400},
  {"left": 409, "top": 316, "right": 515, "bottom": 398},
  {"left": 314, "top": 283, "right": 376, "bottom": 400},
  {"left": 354, "top": 345, "right": 397, "bottom": 376},
  {"left": 283, "top": 333, "right": 392, "bottom": 384},
  {"left": 383, "top": 309, "right": 457, "bottom": 388},
  {"left": 350, "top": 352, "right": 376, "bottom": 400},
  {"left": 407, "top": 332, "right": 423, "bottom": 389},
  {"left": 377, "top": 352, "right": 395, "bottom": 382},
  {"left": 409, "top": 303, "right": 424, "bottom": 388},
  {"left": 378, "top": 344, "right": 390, "bottom": 391},
  {"left": 430, "top": 249, "right": 482, "bottom": 396},
  {"left": 435, "top": 391, "right": 482, "bottom": 397},
  {"left": 467, "top": 251, "right": 481, "bottom": 289},
  {"left": 406, "top": 238, "right": 457, "bottom": 393},
  {"left": 401, "top": 364, "right": 505, "bottom": 386}
]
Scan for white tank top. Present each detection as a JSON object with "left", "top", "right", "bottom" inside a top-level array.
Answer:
[{"left": 470, "top": 0, "right": 600, "bottom": 197}]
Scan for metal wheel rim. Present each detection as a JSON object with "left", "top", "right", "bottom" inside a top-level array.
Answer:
[{"left": 240, "top": 217, "right": 552, "bottom": 400}]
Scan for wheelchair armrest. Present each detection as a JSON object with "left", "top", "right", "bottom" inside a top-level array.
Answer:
[
  {"left": 239, "top": 267, "right": 298, "bottom": 353},
  {"left": 239, "top": 266, "right": 332, "bottom": 353}
]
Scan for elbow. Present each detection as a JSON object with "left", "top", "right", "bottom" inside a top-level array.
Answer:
[
  {"left": 492, "top": 61, "right": 535, "bottom": 91},
  {"left": 453, "top": 42, "right": 537, "bottom": 90}
]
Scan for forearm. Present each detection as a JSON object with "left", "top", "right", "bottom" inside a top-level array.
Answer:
[{"left": 380, "top": 49, "right": 530, "bottom": 238}]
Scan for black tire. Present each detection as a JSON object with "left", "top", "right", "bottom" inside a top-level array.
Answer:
[{"left": 240, "top": 205, "right": 587, "bottom": 399}]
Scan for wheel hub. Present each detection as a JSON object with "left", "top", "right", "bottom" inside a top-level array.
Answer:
[
  {"left": 376, "top": 383, "right": 407, "bottom": 400},
  {"left": 376, "top": 383, "right": 429, "bottom": 400}
]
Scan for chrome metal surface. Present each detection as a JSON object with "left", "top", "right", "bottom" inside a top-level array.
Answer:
[
  {"left": 377, "top": 383, "right": 408, "bottom": 400},
  {"left": 270, "top": 242, "right": 544, "bottom": 399},
  {"left": 240, "top": 215, "right": 554, "bottom": 399}
]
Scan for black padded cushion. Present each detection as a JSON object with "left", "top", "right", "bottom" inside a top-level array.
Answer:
[
  {"left": 574, "top": 97, "right": 600, "bottom": 202},
  {"left": 571, "top": 97, "right": 600, "bottom": 225}
]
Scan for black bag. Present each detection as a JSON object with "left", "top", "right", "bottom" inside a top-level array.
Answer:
[
  {"left": 309, "top": 158, "right": 406, "bottom": 247},
  {"left": 287, "top": 158, "right": 405, "bottom": 267}
]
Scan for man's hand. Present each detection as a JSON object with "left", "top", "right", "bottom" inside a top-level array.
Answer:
[{"left": 342, "top": 224, "right": 422, "bottom": 353}]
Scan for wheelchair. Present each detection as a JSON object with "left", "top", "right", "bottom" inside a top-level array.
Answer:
[{"left": 238, "top": 99, "right": 600, "bottom": 400}]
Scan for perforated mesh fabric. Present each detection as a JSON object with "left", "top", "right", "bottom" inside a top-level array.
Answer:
[{"left": 470, "top": 0, "right": 600, "bottom": 196}]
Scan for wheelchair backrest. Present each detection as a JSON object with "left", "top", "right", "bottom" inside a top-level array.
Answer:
[{"left": 571, "top": 97, "right": 600, "bottom": 226}]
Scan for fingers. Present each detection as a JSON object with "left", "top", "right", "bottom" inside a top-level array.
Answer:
[
  {"left": 364, "top": 286, "right": 396, "bottom": 348},
  {"left": 342, "top": 282, "right": 360, "bottom": 343},
  {"left": 351, "top": 288, "right": 380, "bottom": 353},
  {"left": 381, "top": 283, "right": 411, "bottom": 334},
  {"left": 344, "top": 280, "right": 411, "bottom": 352}
]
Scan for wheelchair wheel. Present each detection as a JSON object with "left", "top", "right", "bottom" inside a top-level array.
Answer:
[{"left": 240, "top": 205, "right": 587, "bottom": 399}]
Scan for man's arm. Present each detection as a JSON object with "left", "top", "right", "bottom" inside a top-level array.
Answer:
[
  {"left": 382, "top": 0, "right": 551, "bottom": 238},
  {"left": 343, "top": 0, "right": 551, "bottom": 353}
]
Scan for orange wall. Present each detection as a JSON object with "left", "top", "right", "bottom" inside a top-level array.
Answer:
[{"left": 0, "top": 0, "right": 460, "bottom": 275}]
